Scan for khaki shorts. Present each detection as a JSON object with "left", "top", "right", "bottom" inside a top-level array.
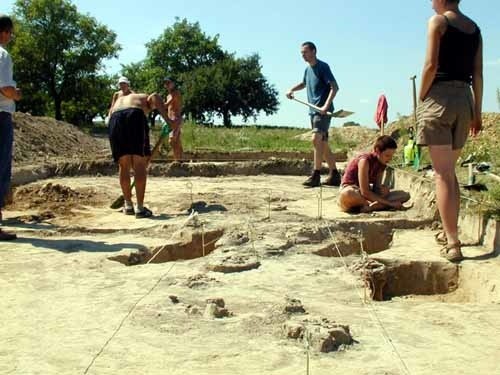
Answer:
[{"left": 417, "top": 81, "right": 473, "bottom": 150}]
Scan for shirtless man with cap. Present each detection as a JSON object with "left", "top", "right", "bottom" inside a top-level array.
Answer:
[{"left": 108, "top": 93, "right": 176, "bottom": 218}]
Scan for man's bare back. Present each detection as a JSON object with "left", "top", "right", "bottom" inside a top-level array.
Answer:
[{"left": 110, "top": 93, "right": 176, "bottom": 131}]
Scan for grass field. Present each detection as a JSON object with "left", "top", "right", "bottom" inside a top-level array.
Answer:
[
  {"left": 90, "top": 120, "right": 360, "bottom": 153},
  {"left": 152, "top": 121, "right": 360, "bottom": 153}
]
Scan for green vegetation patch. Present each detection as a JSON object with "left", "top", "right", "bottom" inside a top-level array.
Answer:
[{"left": 152, "top": 121, "right": 359, "bottom": 153}]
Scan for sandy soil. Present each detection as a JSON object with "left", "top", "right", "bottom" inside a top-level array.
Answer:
[{"left": 1, "top": 174, "right": 499, "bottom": 375}]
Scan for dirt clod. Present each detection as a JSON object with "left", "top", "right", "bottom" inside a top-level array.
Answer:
[
  {"left": 283, "top": 317, "right": 354, "bottom": 353},
  {"left": 284, "top": 298, "right": 306, "bottom": 314},
  {"left": 185, "top": 274, "right": 219, "bottom": 289},
  {"left": 203, "top": 298, "right": 233, "bottom": 319},
  {"left": 169, "top": 295, "right": 180, "bottom": 304}
]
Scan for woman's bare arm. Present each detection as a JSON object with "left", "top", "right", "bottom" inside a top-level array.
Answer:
[
  {"left": 419, "top": 15, "right": 446, "bottom": 101},
  {"left": 470, "top": 35, "right": 483, "bottom": 136}
]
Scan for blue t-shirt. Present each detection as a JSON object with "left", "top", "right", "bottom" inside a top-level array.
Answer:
[{"left": 303, "top": 59, "right": 337, "bottom": 115}]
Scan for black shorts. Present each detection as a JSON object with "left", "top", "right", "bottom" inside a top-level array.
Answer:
[{"left": 108, "top": 108, "right": 151, "bottom": 162}]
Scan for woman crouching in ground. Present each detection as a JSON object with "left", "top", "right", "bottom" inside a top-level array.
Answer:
[{"left": 338, "top": 135, "right": 410, "bottom": 213}]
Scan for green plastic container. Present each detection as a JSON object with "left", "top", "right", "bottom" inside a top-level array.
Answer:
[{"left": 404, "top": 139, "right": 415, "bottom": 165}]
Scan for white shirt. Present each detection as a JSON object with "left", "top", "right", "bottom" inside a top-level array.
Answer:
[{"left": 0, "top": 45, "right": 16, "bottom": 113}]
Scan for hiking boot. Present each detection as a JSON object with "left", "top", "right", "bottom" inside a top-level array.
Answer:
[
  {"left": 323, "top": 169, "right": 342, "bottom": 186},
  {"left": 302, "top": 173, "right": 321, "bottom": 188}
]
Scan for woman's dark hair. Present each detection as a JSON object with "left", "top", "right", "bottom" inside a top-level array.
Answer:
[
  {"left": 0, "top": 15, "right": 13, "bottom": 33},
  {"left": 374, "top": 135, "right": 397, "bottom": 152}
]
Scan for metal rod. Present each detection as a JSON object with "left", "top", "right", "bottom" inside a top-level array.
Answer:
[
  {"left": 317, "top": 186, "right": 323, "bottom": 220},
  {"left": 410, "top": 75, "right": 417, "bottom": 126},
  {"left": 202, "top": 223, "right": 205, "bottom": 257}
]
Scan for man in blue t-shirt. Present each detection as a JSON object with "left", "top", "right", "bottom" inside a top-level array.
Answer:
[{"left": 286, "top": 41, "right": 341, "bottom": 187}]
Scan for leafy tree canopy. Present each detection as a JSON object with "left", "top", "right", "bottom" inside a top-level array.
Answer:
[
  {"left": 180, "top": 54, "right": 279, "bottom": 127},
  {"left": 11, "top": 0, "right": 120, "bottom": 123}
]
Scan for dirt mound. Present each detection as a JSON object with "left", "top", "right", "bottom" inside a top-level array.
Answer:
[
  {"left": 12, "top": 112, "right": 109, "bottom": 166},
  {"left": 331, "top": 125, "right": 378, "bottom": 146},
  {"left": 293, "top": 125, "right": 378, "bottom": 149},
  {"left": 11, "top": 182, "right": 105, "bottom": 216}
]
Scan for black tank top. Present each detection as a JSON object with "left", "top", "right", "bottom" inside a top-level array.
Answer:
[{"left": 434, "top": 16, "right": 481, "bottom": 84}]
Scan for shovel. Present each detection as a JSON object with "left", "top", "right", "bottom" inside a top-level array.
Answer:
[
  {"left": 291, "top": 97, "right": 354, "bottom": 118},
  {"left": 110, "top": 123, "right": 170, "bottom": 209}
]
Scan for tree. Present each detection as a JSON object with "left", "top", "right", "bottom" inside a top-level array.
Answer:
[
  {"left": 120, "top": 18, "right": 227, "bottom": 127},
  {"left": 121, "top": 18, "right": 226, "bottom": 96},
  {"left": 11, "top": 0, "right": 120, "bottom": 122},
  {"left": 180, "top": 54, "right": 279, "bottom": 127},
  {"left": 145, "top": 18, "right": 225, "bottom": 78},
  {"left": 62, "top": 75, "right": 115, "bottom": 126},
  {"left": 497, "top": 88, "right": 500, "bottom": 110}
]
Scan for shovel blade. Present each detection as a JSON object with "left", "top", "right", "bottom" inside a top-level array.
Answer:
[{"left": 332, "top": 109, "right": 354, "bottom": 118}]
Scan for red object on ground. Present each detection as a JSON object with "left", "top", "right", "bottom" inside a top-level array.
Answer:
[{"left": 374, "top": 95, "right": 388, "bottom": 129}]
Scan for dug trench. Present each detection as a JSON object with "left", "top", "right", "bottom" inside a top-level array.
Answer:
[{"left": 1, "top": 160, "right": 499, "bottom": 374}]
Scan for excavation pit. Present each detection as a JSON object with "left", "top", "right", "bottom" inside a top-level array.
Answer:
[
  {"left": 108, "top": 229, "right": 224, "bottom": 266},
  {"left": 354, "top": 258, "right": 459, "bottom": 301},
  {"left": 311, "top": 225, "right": 394, "bottom": 257}
]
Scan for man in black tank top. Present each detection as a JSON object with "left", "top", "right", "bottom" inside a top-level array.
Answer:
[{"left": 417, "top": 0, "right": 483, "bottom": 262}]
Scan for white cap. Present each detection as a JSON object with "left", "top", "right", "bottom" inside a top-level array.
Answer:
[{"left": 118, "top": 76, "right": 130, "bottom": 85}]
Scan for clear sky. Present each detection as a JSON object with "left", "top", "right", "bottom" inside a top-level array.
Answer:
[{"left": 2, "top": 0, "right": 499, "bottom": 128}]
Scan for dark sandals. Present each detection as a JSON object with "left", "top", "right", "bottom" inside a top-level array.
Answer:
[
  {"left": 435, "top": 231, "right": 463, "bottom": 262},
  {"left": 135, "top": 207, "right": 153, "bottom": 219},
  {"left": 440, "top": 242, "right": 464, "bottom": 262}
]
